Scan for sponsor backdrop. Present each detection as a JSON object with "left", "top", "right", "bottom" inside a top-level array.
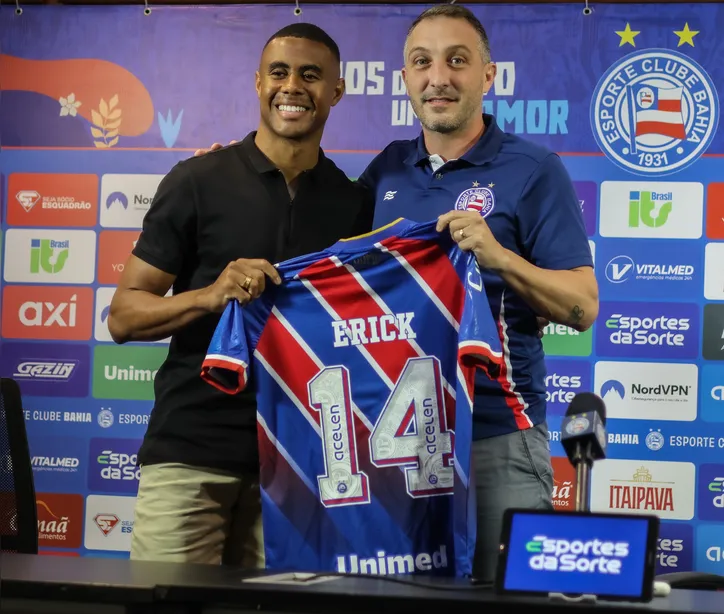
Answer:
[{"left": 0, "top": 3, "right": 723, "bottom": 573}]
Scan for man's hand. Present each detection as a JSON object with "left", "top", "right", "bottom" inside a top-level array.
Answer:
[
  {"left": 193, "top": 140, "right": 237, "bottom": 157},
  {"left": 198, "top": 258, "right": 281, "bottom": 313},
  {"left": 536, "top": 317, "right": 550, "bottom": 339},
  {"left": 436, "top": 210, "right": 509, "bottom": 271}
]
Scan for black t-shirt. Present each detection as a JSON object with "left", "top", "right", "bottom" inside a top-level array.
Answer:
[{"left": 132, "top": 132, "right": 374, "bottom": 475}]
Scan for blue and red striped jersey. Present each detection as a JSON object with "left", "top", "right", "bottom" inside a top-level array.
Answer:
[{"left": 201, "top": 218, "right": 503, "bottom": 577}]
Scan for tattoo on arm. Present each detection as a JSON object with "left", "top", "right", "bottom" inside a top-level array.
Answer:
[{"left": 568, "top": 305, "right": 584, "bottom": 326}]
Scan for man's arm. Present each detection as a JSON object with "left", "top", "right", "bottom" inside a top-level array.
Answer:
[{"left": 437, "top": 153, "right": 598, "bottom": 332}]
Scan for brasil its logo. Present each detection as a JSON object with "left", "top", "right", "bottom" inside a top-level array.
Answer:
[{"left": 590, "top": 48, "right": 719, "bottom": 177}]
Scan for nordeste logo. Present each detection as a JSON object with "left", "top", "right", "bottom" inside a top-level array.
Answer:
[
  {"left": 526, "top": 535, "right": 630, "bottom": 574},
  {"left": 590, "top": 48, "right": 719, "bottom": 177}
]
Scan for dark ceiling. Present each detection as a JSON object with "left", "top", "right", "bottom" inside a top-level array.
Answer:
[{"left": 11, "top": 0, "right": 720, "bottom": 5}]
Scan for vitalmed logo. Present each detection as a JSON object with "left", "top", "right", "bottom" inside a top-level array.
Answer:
[
  {"left": 7, "top": 173, "right": 98, "bottom": 227},
  {"left": 29, "top": 436, "right": 86, "bottom": 492},
  {"left": 1, "top": 286, "right": 93, "bottom": 341},
  {"left": 573, "top": 181, "right": 597, "bottom": 237},
  {"left": 97, "top": 231, "right": 140, "bottom": 285},
  {"left": 36, "top": 493, "right": 84, "bottom": 548},
  {"left": 88, "top": 437, "right": 143, "bottom": 494},
  {"left": 590, "top": 459, "right": 695, "bottom": 520},
  {"left": 704, "top": 243, "right": 724, "bottom": 301},
  {"left": 543, "top": 359, "right": 591, "bottom": 416},
  {"left": 697, "top": 464, "right": 724, "bottom": 521},
  {"left": 656, "top": 523, "right": 693, "bottom": 573},
  {"left": 3, "top": 229, "right": 96, "bottom": 284},
  {"left": 0, "top": 342, "right": 90, "bottom": 398},
  {"left": 599, "top": 182, "right": 703, "bottom": 239},
  {"left": 100, "top": 174, "right": 163, "bottom": 228},
  {"left": 701, "top": 365, "right": 724, "bottom": 423},
  {"left": 596, "top": 302, "right": 699, "bottom": 359},
  {"left": 84, "top": 494, "right": 136, "bottom": 552},
  {"left": 594, "top": 361, "right": 697, "bottom": 421},
  {"left": 598, "top": 240, "right": 699, "bottom": 300},
  {"left": 525, "top": 534, "right": 630, "bottom": 574}
]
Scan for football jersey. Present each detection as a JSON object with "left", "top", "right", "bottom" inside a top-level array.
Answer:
[{"left": 201, "top": 217, "right": 503, "bottom": 577}]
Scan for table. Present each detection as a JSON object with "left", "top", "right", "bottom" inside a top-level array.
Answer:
[{"left": 2, "top": 553, "right": 723, "bottom": 614}]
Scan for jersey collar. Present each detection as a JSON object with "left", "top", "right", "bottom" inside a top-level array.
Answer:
[{"left": 404, "top": 113, "right": 504, "bottom": 168}]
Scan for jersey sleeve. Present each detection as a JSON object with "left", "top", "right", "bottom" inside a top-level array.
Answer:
[
  {"left": 132, "top": 162, "right": 197, "bottom": 276},
  {"left": 516, "top": 153, "right": 594, "bottom": 271},
  {"left": 201, "top": 300, "right": 253, "bottom": 394},
  {"left": 457, "top": 254, "right": 504, "bottom": 375}
]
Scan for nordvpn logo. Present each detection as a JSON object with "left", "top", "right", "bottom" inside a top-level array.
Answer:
[
  {"left": 601, "top": 379, "right": 626, "bottom": 402},
  {"left": 106, "top": 192, "right": 128, "bottom": 210}
]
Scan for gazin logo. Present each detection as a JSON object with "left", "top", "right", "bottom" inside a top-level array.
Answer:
[
  {"left": 525, "top": 535, "right": 630, "bottom": 574},
  {"left": 30, "top": 239, "right": 70, "bottom": 274},
  {"left": 590, "top": 49, "right": 719, "bottom": 176}
]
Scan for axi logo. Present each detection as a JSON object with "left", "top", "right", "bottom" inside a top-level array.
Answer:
[
  {"left": 30, "top": 239, "right": 69, "bottom": 274},
  {"left": 88, "top": 438, "right": 143, "bottom": 494},
  {"left": 697, "top": 464, "right": 724, "bottom": 521},
  {"left": 628, "top": 190, "right": 672, "bottom": 228},
  {"left": 596, "top": 302, "right": 698, "bottom": 359},
  {"left": 1, "top": 286, "right": 93, "bottom": 340}
]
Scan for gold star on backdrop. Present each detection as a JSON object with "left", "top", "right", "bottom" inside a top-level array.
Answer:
[
  {"left": 472, "top": 181, "right": 479, "bottom": 187},
  {"left": 488, "top": 183, "right": 495, "bottom": 188},
  {"left": 674, "top": 23, "right": 699, "bottom": 47},
  {"left": 616, "top": 23, "right": 640, "bottom": 47}
]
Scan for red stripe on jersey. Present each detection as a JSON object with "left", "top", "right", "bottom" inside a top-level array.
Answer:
[
  {"left": 200, "top": 357, "right": 247, "bottom": 394},
  {"left": 256, "top": 311, "right": 321, "bottom": 429},
  {"left": 495, "top": 319, "right": 532, "bottom": 430},
  {"left": 299, "top": 258, "right": 457, "bottom": 419},
  {"left": 379, "top": 236, "right": 465, "bottom": 325}
]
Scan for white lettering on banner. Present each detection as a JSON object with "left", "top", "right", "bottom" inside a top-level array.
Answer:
[
  {"left": 23, "top": 409, "right": 91, "bottom": 423},
  {"left": 339, "top": 61, "right": 385, "bottom": 95},
  {"left": 526, "top": 536, "right": 629, "bottom": 574},
  {"left": 546, "top": 373, "right": 582, "bottom": 403},
  {"left": 657, "top": 538, "right": 684, "bottom": 568},
  {"left": 19, "top": 296, "right": 77, "bottom": 328},
  {"left": 668, "top": 436, "right": 719, "bottom": 448},
  {"left": 119, "top": 413, "right": 150, "bottom": 425},
  {"left": 31, "top": 456, "right": 80, "bottom": 469},
  {"left": 336, "top": 545, "right": 448, "bottom": 574}
]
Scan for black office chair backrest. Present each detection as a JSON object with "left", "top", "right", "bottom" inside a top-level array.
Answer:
[{"left": 0, "top": 377, "right": 38, "bottom": 554}]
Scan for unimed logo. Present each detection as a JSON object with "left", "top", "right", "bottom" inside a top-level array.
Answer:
[
  {"left": 541, "top": 323, "right": 592, "bottom": 357},
  {"left": 596, "top": 301, "right": 699, "bottom": 360},
  {"left": 1, "top": 286, "right": 93, "bottom": 340},
  {"left": 92, "top": 345, "right": 167, "bottom": 400}
]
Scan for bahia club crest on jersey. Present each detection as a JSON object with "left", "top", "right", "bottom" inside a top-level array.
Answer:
[{"left": 201, "top": 218, "right": 503, "bottom": 577}]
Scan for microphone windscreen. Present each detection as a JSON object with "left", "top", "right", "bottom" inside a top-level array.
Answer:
[{"left": 565, "top": 392, "right": 607, "bottom": 425}]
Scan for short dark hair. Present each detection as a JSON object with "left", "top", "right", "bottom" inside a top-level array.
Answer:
[
  {"left": 405, "top": 4, "right": 491, "bottom": 62},
  {"left": 264, "top": 22, "right": 341, "bottom": 63}
]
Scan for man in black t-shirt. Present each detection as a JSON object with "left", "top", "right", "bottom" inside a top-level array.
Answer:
[{"left": 108, "top": 23, "right": 373, "bottom": 566}]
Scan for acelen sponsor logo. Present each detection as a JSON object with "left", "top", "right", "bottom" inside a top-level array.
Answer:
[
  {"left": 596, "top": 301, "right": 699, "bottom": 359},
  {"left": 1, "top": 286, "right": 93, "bottom": 340},
  {"left": 7, "top": 173, "right": 98, "bottom": 227},
  {"left": 36, "top": 493, "right": 84, "bottom": 548},
  {"left": 97, "top": 230, "right": 140, "bottom": 285},
  {"left": 0, "top": 341, "right": 90, "bottom": 398}
]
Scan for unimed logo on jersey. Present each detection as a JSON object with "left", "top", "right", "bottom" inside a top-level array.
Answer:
[
  {"left": 598, "top": 182, "right": 703, "bottom": 239},
  {"left": 0, "top": 341, "right": 90, "bottom": 398},
  {"left": 543, "top": 359, "right": 591, "bottom": 416},
  {"left": 36, "top": 493, "right": 84, "bottom": 549},
  {"left": 594, "top": 361, "right": 697, "bottom": 422},
  {"left": 100, "top": 174, "right": 163, "bottom": 228},
  {"left": 590, "top": 459, "right": 695, "bottom": 520},
  {"left": 88, "top": 437, "right": 143, "bottom": 494},
  {"left": 1, "top": 286, "right": 94, "bottom": 340},
  {"left": 551, "top": 456, "right": 577, "bottom": 510},
  {"left": 697, "top": 464, "right": 724, "bottom": 521},
  {"left": 596, "top": 301, "right": 699, "bottom": 360},
  {"left": 7, "top": 173, "right": 98, "bottom": 227},
  {"left": 92, "top": 345, "right": 167, "bottom": 401},
  {"left": 656, "top": 523, "right": 693, "bottom": 574},
  {"left": 97, "top": 230, "right": 140, "bottom": 285},
  {"left": 541, "top": 323, "right": 592, "bottom": 357},
  {"left": 84, "top": 494, "right": 136, "bottom": 552}
]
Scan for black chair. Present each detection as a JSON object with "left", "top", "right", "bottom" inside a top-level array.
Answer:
[{"left": 0, "top": 377, "right": 38, "bottom": 554}]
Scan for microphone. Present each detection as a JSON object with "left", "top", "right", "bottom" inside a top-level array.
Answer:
[{"left": 560, "top": 392, "right": 607, "bottom": 512}]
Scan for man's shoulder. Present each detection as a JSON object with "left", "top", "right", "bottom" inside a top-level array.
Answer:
[
  {"left": 370, "top": 138, "right": 418, "bottom": 166},
  {"left": 498, "top": 130, "right": 557, "bottom": 167},
  {"left": 177, "top": 141, "right": 249, "bottom": 177}
]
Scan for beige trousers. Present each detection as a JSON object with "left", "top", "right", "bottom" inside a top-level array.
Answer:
[{"left": 130, "top": 462, "right": 264, "bottom": 567}]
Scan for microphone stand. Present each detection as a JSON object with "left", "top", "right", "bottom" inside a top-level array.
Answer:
[{"left": 573, "top": 440, "right": 592, "bottom": 513}]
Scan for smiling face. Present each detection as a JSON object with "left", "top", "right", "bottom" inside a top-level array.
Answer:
[
  {"left": 402, "top": 16, "right": 496, "bottom": 135},
  {"left": 255, "top": 36, "right": 344, "bottom": 142}
]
